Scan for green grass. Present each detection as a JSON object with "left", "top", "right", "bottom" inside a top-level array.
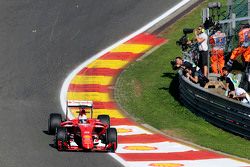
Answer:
[{"left": 115, "top": 0, "right": 250, "bottom": 159}]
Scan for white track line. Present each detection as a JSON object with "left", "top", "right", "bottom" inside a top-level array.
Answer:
[{"left": 60, "top": 0, "right": 191, "bottom": 165}]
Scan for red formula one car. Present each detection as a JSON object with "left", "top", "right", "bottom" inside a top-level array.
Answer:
[{"left": 48, "top": 100, "right": 117, "bottom": 152}]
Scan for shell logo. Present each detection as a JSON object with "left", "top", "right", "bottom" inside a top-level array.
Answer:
[
  {"left": 117, "top": 128, "right": 133, "bottom": 133},
  {"left": 123, "top": 146, "right": 157, "bottom": 151},
  {"left": 149, "top": 163, "right": 184, "bottom": 167}
]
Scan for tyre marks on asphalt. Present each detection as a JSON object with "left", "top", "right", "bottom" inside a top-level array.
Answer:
[{"left": 66, "top": 33, "right": 250, "bottom": 167}]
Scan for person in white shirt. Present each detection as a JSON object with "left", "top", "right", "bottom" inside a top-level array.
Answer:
[
  {"left": 229, "top": 87, "right": 250, "bottom": 104},
  {"left": 195, "top": 25, "right": 208, "bottom": 77}
]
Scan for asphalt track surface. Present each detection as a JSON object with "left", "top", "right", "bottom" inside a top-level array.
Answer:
[{"left": 0, "top": 0, "right": 181, "bottom": 166}]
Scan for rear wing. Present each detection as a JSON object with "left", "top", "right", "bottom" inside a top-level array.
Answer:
[
  {"left": 67, "top": 100, "right": 93, "bottom": 107},
  {"left": 66, "top": 100, "right": 94, "bottom": 119}
]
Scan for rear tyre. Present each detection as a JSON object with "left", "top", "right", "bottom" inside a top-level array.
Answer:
[
  {"left": 55, "top": 127, "right": 67, "bottom": 151},
  {"left": 48, "top": 113, "right": 62, "bottom": 135},
  {"left": 106, "top": 128, "right": 117, "bottom": 152},
  {"left": 97, "top": 115, "right": 110, "bottom": 128}
]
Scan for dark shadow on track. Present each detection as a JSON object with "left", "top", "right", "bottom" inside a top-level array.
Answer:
[
  {"left": 43, "top": 130, "right": 50, "bottom": 135},
  {"left": 49, "top": 144, "right": 56, "bottom": 149}
]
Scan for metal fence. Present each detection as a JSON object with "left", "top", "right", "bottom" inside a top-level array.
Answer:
[
  {"left": 178, "top": 71, "right": 250, "bottom": 138},
  {"left": 203, "top": 0, "right": 250, "bottom": 51},
  {"left": 232, "top": 0, "right": 249, "bottom": 18},
  {"left": 226, "top": 0, "right": 250, "bottom": 50}
]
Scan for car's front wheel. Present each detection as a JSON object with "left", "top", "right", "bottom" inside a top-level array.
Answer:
[
  {"left": 48, "top": 113, "right": 62, "bottom": 135},
  {"left": 55, "top": 127, "right": 67, "bottom": 151},
  {"left": 106, "top": 128, "right": 117, "bottom": 152}
]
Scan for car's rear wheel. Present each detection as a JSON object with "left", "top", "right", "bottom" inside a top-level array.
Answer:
[
  {"left": 106, "top": 128, "right": 117, "bottom": 152},
  {"left": 97, "top": 115, "right": 110, "bottom": 128},
  {"left": 48, "top": 113, "right": 62, "bottom": 135},
  {"left": 55, "top": 127, "right": 67, "bottom": 151}
]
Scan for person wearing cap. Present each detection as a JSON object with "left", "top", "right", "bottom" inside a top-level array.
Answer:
[
  {"left": 195, "top": 25, "right": 209, "bottom": 77},
  {"left": 184, "top": 67, "right": 199, "bottom": 83}
]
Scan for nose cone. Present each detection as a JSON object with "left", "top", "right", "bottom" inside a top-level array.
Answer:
[{"left": 82, "top": 135, "right": 93, "bottom": 149}]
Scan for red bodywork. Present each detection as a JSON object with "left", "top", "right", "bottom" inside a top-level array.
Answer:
[{"left": 56, "top": 118, "right": 116, "bottom": 152}]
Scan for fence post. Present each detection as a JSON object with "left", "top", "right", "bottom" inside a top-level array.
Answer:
[
  {"left": 202, "top": 8, "right": 209, "bottom": 23},
  {"left": 231, "top": 13, "right": 236, "bottom": 29}
]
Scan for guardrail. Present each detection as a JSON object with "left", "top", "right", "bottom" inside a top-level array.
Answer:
[{"left": 178, "top": 71, "right": 250, "bottom": 139}]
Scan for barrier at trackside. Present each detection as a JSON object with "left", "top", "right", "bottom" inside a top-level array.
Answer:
[{"left": 178, "top": 71, "right": 250, "bottom": 139}]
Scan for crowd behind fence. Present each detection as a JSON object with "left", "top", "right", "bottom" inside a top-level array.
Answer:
[{"left": 173, "top": 1, "right": 250, "bottom": 138}]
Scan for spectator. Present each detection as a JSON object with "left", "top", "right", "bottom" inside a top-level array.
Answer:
[
  {"left": 195, "top": 25, "right": 209, "bottom": 77},
  {"left": 184, "top": 67, "right": 199, "bottom": 83},
  {"left": 184, "top": 67, "right": 209, "bottom": 87},
  {"left": 174, "top": 56, "right": 193, "bottom": 70},
  {"left": 221, "top": 67, "right": 236, "bottom": 96},
  {"left": 228, "top": 87, "right": 250, "bottom": 104}
]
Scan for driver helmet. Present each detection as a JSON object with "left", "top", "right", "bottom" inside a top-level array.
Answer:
[
  {"left": 79, "top": 108, "right": 86, "bottom": 115},
  {"left": 79, "top": 114, "right": 87, "bottom": 124}
]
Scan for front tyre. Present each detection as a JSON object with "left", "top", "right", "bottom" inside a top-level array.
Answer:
[
  {"left": 106, "top": 128, "right": 117, "bottom": 152},
  {"left": 48, "top": 113, "right": 62, "bottom": 135},
  {"left": 55, "top": 127, "right": 67, "bottom": 151}
]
